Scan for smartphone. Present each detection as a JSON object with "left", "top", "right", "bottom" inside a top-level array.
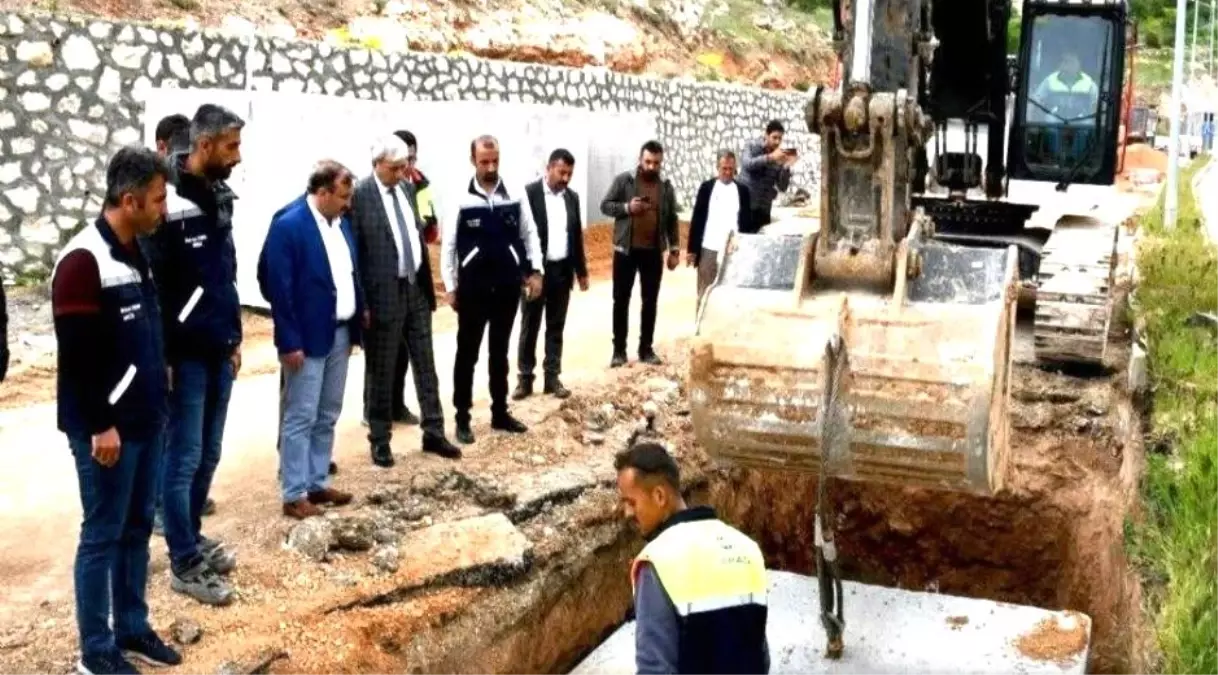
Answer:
[
  {"left": 783, "top": 148, "right": 798, "bottom": 156},
  {"left": 639, "top": 196, "right": 652, "bottom": 204}
]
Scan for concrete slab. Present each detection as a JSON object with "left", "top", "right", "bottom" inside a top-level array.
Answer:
[
  {"left": 570, "top": 571, "right": 1091, "bottom": 675},
  {"left": 505, "top": 463, "right": 613, "bottom": 522}
]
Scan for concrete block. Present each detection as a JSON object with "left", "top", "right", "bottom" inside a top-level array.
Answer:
[
  {"left": 505, "top": 463, "right": 612, "bottom": 522},
  {"left": 1129, "top": 341, "right": 1149, "bottom": 393},
  {"left": 570, "top": 571, "right": 1091, "bottom": 675}
]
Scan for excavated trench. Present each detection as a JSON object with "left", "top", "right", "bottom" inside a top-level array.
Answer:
[{"left": 296, "top": 358, "right": 1142, "bottom": 675}]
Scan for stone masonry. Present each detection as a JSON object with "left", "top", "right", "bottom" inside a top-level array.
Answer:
[{"left": 0, "top": 12, "right": 820, "bottom": 279}]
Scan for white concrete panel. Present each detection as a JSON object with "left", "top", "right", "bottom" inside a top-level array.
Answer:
[
  {"left": 570, "top": 570, "right": 1091, "bottom": 675},
  {"left": 585, "top": 112, "right": 657, "bottom": 224}
]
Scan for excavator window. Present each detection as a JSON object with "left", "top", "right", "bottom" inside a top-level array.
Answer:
[{"left": 1009, "top": 9, "right": 1124, "bottom": 187}]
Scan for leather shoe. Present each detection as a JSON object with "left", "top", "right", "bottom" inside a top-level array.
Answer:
[
  {"left": 544, "top": 378, "right": 571, "bottom": 399},
  {"left": 371, "top": 443, "right": 395, "bottom": 468},
  {"left": 491, "top": 413, "right": 528, "bottom": 434},
  {"left": 283, "top": 499, "right": 323, "bottom": 519},
  {"left": 639, "top": 350, "right": 663, "bottom": 366},
  {"left": 610, "top": 351, "right": 627, "bottom": 368},
  {"left": 394, "top": 408, "right": 420, "bottom": 426},
  {"left": 423, "top": 434, "right": 462, "bottom": 459},
  {"left": 455, "top": 424, "right": 476, "bottom": 445},
  {"left": 307, "top": 487, "right": 353, "bottom": 506},
  {"left": 512, "top": 380, "right": 533, "bottom": 401}
]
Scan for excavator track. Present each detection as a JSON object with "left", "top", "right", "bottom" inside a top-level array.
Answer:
[{"left": 1031, "top": 218, "right": 1120, "bottom": 367}]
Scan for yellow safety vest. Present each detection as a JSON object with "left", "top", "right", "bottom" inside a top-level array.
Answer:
[
  {"left": 631, "top": 517, "right": 767, "bottom": 617},
  {"left": 1044, "top": 70, "right": 1097, "bottom": 95},
  {"left": 416, "top": 182, "right": 437, "bottom": 225}
]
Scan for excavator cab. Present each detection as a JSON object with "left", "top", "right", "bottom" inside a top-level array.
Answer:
[{"left": 1009, "top": 1, "right": 1127, "bottom": 188}]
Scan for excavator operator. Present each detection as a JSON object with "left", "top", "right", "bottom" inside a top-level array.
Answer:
[{"left": 1031, "top": 51, "right": 1100, "bottom": 123}]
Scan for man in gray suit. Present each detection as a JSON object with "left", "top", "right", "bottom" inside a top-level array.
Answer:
[{"left": 350, "top": 135, "right": 460, "bottom": 467}]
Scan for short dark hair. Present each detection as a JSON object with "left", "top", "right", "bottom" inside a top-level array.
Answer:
[
  {"left": 394, "top": 129, "right": 417, "bottom": 150},
  {"left": 548, "top": 148, "right": 575, "bottom": 166},
  {"left": 306, "top": 160, "right": 353, "bottom": 195},
  {"left": 103, "top": 146, "right": 171, "bottom": 207},
  {"left": 190, "top": 103, "right": 245, "bottom": 147},
  {"left": 765, "top": 120, "right": 785, "bottom": 135},
  {"left": 155, "top": 114, "right": 190, "bottom": 143},
  {"left": 470, "top": 134, "right": 498, "bottom": 157},
  {"left": 717, "top": 149, "right": 737, "bottom": 162},
  {"left": 614, "top": 442, "right": 680, "bottom": 491},
  {"left": 640, "top": 140, "right": 664, "bottom": 157}
]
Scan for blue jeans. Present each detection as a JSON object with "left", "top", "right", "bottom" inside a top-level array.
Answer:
[
  {"left": 280, "top": 327, "right": 350, "bottom": 503},
  {"left": 70, "top": 429, "right": 162, "bottom": 658},
  {"left": 161, "top": 357, "right": 234, "bottom": 570}
]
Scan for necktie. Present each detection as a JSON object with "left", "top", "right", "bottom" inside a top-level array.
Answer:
[{"left": 388, "top": 187, "right": 416, "bottom": 283}]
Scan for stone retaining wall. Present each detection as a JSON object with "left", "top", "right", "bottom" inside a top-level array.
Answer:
[{"left": 0, "top": 12, "right": 820, "bottom": 279}]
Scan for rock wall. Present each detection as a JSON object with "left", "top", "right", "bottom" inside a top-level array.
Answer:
[{"left": 0, "top": 12, "right": 819, "bottom": 279}]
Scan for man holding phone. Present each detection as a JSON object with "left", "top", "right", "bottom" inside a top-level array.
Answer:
[
  {"left": 599, "top": 140, "right": 681, "bottom": 368},
  {"left": 739, "top": 120, "right": 797, "bottom": 229}
]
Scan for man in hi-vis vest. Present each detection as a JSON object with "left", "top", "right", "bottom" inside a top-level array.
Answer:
[
  {"left": 614, "top": 441, "right": 770, "bottom": 674},
  {"left": 1032, "top": 51, "right": 1099, "bottom": 121}
]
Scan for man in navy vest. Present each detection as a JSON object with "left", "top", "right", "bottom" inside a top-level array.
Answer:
[
  {"left": 440, "top": 135, "right": 544, "bottom": 445},
  {"left": 53, "top": 146, "right": 183, "bottom": 675},
  {"left": 261, "top": 161, "right": 366, "bottom": 519},
  {"left": 142, "top": 103, "right": 244, "bottom": 607}
]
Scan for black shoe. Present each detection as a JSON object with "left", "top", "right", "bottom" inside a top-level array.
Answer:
[
  {"left": 610, "top": 351, "right": 627, "bottom": 368},
  {"left": 423, "top": 434, "right": 462, "bottom": 459},
  {"left": 77, "top": 651, "right": 139, "bottom": 675},
  {"left": 544, "top": 378, "right": 571, "bottom": 399},
  {"left": 371, "top": 443, "right": 395, "bottom": 468},
  {"left": 118, "top": 631, "right": 182, "bottom": 668},
  {"left": 639, "top": 350, "right": 663, "bottom": 365},
  {"left": 491, "top": 413, "right": 528, "bottom": 434},
  {"left": 394, "top": 408, "right": 420, "bottom": 426},
  {"left": 329, "top": 461, "right": 338, "bottom": 475},
  {"left": 512, "top": 380, "right": 533, "bottom": 401},
  {"left": 455, "top": 424, "right": 476, "bottom": 445}
]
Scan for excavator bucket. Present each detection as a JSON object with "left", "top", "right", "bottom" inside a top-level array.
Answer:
[{"left": 688, "top": 228, "right": 1018, "bottom": 495}]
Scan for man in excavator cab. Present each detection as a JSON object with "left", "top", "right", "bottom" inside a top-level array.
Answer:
[{"left": 1028, "top": 50, "right": 1101, "bottom": 162}]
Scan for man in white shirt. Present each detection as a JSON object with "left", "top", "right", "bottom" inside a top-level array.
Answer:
[
  {"left": 351, "top": 136, "right": 460, "bottom": 468},
  {"left": 686, "top": 150, "right": 753, "bottom": 308},
  {"left": 440, "top": 135, "right": 544, "bottom": 445},
  {"left": 259, "top": 161, "right": 364, "bottom": 519},
  {"left": 513, "top": 149, "right": 590, "bottom": 401}
]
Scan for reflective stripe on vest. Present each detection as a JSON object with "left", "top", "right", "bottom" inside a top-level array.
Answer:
[
  {"left": 1044, "top": 71, "right": 1097, "bottom": 94},
  {"left": 630, "top": 518, "right": 766, "bottom": 616}
]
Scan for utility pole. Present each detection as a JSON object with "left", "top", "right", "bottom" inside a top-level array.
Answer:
[
  {"left": 1193, "top": 0, "right": 1201, "bottom": 80},
  {"left": 1211, "top": 0, "right": 1215, "bottom": 76},
  {"left": 1168, "top": 0, "right": 1189, "bottom": 230}
]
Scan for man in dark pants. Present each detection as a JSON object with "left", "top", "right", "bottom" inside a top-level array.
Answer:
[
  {"left": 687, "top": 150, "right": 753, "bottom": 310},
  {"left": 599, "top": 140, "right": 680, "bottom": 368},
  {"left": 513, "top": 148, "right": 589, "bottom": 401},
  {"left": 351, "top": 135, "right": 460, "bottom": 468},
  {"left": 1, "top": 275, "right": 7, "bottom": 385},
  {"left": 440, "top": 135, "right": 544, "bottom": 444},
  {"left": 739, "top": 120, "right": 796, "bottom": 229},
  {"left": 53, "top": 146, "right": 182, "bottom": 675},
  {"left": 143, "top": 104, "right": 244, "bottom": 606}
]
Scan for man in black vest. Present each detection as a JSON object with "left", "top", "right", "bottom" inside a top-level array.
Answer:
[
  {"left": 53, "top": 146, "right": 183, "bottom": 674},
  {"left": 513, "top": 149, "right": 589, "bottom": 401},
  {"left": 440, "top": 135, "right": 544, "bottom": 445}
]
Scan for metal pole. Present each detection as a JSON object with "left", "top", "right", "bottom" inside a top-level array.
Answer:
[
  {"left": 1193, "top": 0, "right": 1201, "bottom": 79},
  {"left": 1210, "top": 0, "right": 1215, "bottom": 75},
  {"left": 1168, "top": 0, "right": 1190, "bottom": 230}
]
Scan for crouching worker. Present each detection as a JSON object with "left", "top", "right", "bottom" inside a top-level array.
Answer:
[{"left": 614, "top": 440, "right": 771, "bottom": 674}]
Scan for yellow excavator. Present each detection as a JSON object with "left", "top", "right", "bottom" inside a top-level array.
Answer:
[{"left": 689, "top": 0, "right": 1132, "bottom": 497}]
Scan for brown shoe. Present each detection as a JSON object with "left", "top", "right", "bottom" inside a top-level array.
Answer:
[
  {"left": 283, "top": 499, "right": 323, "bottom": 520},
  {"left": 307, "top": 487, "right": 353, "bottom": 506}
]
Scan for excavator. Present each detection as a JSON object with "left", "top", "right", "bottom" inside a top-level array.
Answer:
[{"left": 688, "top": 0, "right": 1133, "bottom": 498}]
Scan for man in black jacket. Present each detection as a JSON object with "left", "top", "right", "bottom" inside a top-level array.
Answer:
[
  {"left": 0, "top": 280, "right": 7, "bottom": 384},
  {"left": 143, "top": 103, "right": 244, "bottom": 607},
  {"left": 687, "top": 150, "right": 753, "bottom": 308},
  {"left": 599, "top": 140, "right": 680, "bottom": 368},
  {"left": 513, "top": 148, "right": 589, "bottom": 401}
]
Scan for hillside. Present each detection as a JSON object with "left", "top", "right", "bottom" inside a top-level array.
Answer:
[{"left": 2, "top": 0, "right": 840, "bottom": 89}]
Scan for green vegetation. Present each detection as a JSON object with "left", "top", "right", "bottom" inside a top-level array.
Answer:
[{"left": 1127, "top": 155, "right": 1218, "bottom": 674}]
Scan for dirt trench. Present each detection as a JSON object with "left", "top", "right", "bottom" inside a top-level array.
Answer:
[{"left": 267, "top": 348, "right": 1143, "bottom": 675}]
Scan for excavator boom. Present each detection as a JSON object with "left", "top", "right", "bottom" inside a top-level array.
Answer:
[{"left": 688, "top": 0, "right": 1019, "bottom": 495}]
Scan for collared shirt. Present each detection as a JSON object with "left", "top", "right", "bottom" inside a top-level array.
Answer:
[
  {"left": 544, "top": 183, "right": 572, "bottom": 262},
  {"left": 378, "top": 180, "right": 423, "bottom": 278},
  {"left": 703, "top": 180, "right": 741, "bottom": 254},
  {"left": 308, "top": 196, "right": 356, "bottom": 322},
  {"left": 440, "top": 177, "right": 543, "bottom": 292}
]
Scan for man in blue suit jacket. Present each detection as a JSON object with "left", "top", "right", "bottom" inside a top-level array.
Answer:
[{"left": 259, "top": 161, "right": 367, "bottom": 519}]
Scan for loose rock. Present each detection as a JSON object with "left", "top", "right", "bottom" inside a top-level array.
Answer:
[
  {"left": 170, "top": 616, "right": 202, "bottom": 645},
  {"left": 372, "top": 545, "right": 400, "bottom": 573},
  {"left": 285, "top": 519, "right": 334, "bottom": 562},
  {"left": 332, "top": 515, "right": 376, "bottom": 551}
]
